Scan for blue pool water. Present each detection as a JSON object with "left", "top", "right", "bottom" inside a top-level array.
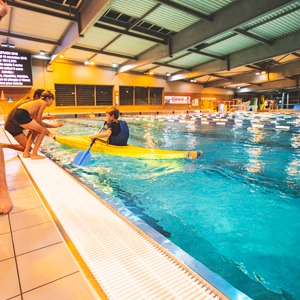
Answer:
[{"left": 42, "top": 113, "right": 300, "bottom": 300}]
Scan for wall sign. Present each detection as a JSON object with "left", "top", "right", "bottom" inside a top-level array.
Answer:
[
  {"left": 164, "top": 96, "right": 190, "bottom": 104},
  {"left": 0, "top": 50, "right": 33, "bottom": 87},
  {"left": 201, "top": 97, "right": 217, "bottom": 101}
]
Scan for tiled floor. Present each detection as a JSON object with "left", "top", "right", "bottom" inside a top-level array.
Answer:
[{"left": 0, "top": 133, "right": 98, "bottom": 299}]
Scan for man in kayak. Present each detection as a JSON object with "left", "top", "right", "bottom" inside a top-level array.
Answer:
[{"left": 89, "top": 107, "right": 129, "bottom": 146}]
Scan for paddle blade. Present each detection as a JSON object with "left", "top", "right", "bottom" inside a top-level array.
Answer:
[{"left": 73, "top": 146, "right": 92, "bottom": 166}]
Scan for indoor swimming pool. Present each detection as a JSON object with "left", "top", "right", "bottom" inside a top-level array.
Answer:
[{"left": 41, "top": 112, "right": 300, "bottom": 300}]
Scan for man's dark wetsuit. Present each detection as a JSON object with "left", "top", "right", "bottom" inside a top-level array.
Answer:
[
  {"left": 13, "top": 109, "right": 32, "bottom": 125},
  {"left": 107, "top": 120, "right": 121, "bottom": 138},
  {"left": 4, "top": 117, "right": 24, "bottom": 137},
  {"left": 5, "top": 108, "right": 32, "bottom": 137},
  {"left": 4, "top": 98, "right": 31, "bottom": 137},
  {"left": 107, "top": 120, "right": 129, "bottom": 146}
]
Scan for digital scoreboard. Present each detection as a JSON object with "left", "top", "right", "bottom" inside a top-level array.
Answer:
[{"left": 0, "top": 50, "right": 33, "bottom": 87}]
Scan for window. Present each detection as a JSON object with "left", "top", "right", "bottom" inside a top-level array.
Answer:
[
  {"left": 135, "top": 87, "right": 148, "bottom": 105},
  {"left": 150, "top": 88, "right": 162, "bottom": 105},
  {"left": 54, "top": 84, "right": 113, "bottom": 106},
  {"left": 120, "top": 86, "right": 134, "bottom": 105},
  {"left": 96, "top": 86, "right": 113, "bottom": 106},
  {"left": 119, "top": 86, "right": 163, "bottom": 106},
  {"left": 55, "top": 84, "right": 75, "bottom": 106},
  {"left": 77, "top": 85, "right": 94, "bottom": 106}
]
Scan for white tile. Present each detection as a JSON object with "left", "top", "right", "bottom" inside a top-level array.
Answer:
[
  {"left": 0, "top": 214, "right": 10, "bottom": 234},
  {"left": 10, "top": 207, "right": 51, "bottom": 231},
  {"left": 10, "top": 194, "right": 43, "bottom": 214},
  {"left": 10, "top": 296, "right": 22, "bottom": 300},
  {"left": 17, "top": 243, "right": 79, "bottom": 292},
  {"left": 8, "top": 178, "right": 32, "bottom": 191},
  {"left": 0, "top": 258, "right": 21, "bottom": 299},
  {"left": 22, "top": 272, "right": 97, "bottom": 300},
  {"left": 0, "top": 232, "right": 14, "bottom": 261},
  {"left": 3, "top": 160, "right": 21, "bottom": 170},
  {"left": 6, "top": 171, "right": 28, "bottom": 183},
  {"left": 9, "top": 186, "right": 37, "bottom": 201},
  {"left": 4, "top": 166, "right": 26, "bottom": 177},
  {"left": 13, "top": 222, "right": 62, "bottom": 255}
]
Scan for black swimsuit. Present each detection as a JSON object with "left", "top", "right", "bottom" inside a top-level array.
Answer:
[{"left": 13, "top": 108, "right": 32, "bottom": 125}]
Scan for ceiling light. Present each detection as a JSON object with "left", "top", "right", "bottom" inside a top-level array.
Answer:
[
  {"left": 59, "top": 54, "right": 64, "bottom": 58},
  {"left": 1, "top": 43, "right": 8, "bottom": 47},
  {"left": 8, "top": 43, "right": 15, "bottom": 48},
  {"left": 260, "top": 70, "right": 267, "bottom": 75},
  {"left": 149, "top": 71, "right": 154, "bottom": 75},
  {"left": 84, "top": 60, "right": 89, "bottom": 65},
  {"left": 255, "top": 71, "right": 261, "bottom": 75},
  {"left": 236, "top": 86, "right": 241, "bottom": 89},
  {"left": 166, "top": 72, "right": 171, "bottom": 77},
  {"left": 112, "top": 63, "right": 118, "bottom": 68},
  {"left": 190, "top": 79, "right": 196, "bottom": 82},
  {"left": 89, "top": 61, "right": 95, "bottom": 65},
  {"left": 40, "top": 50, "right": 46, "bottom": 55}
]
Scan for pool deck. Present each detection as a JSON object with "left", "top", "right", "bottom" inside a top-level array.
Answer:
[{"left": 0, "top": 119, "right": 253, "bottom": 300}]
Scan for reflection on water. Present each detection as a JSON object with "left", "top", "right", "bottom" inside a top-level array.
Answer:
[
  {"left": 244, "top": 146, "right": 264, "bottom": 173},
  {"left": 244, "top": 128, "right": 266, "bottom": 173}
]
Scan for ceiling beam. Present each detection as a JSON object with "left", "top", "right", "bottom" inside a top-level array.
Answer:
[
  {"left": 50, "top": 0, "right": 116, "bottom": 62},
  {"left": 127, "top": 4, "right": 161, "bottom": 30},
  {"left": 188, "top": 49, "right": 226, "bottom": 60},
  {"left": 170, "top": 30, "right": 300, "bottom": 81},
  {"left": 153, "top": 62, "right": 192, "bottom": 71},
  {"left": 234, "top": 28, "right": 273, "bottom": 45},
  {"left": 0, "top": 31, "right": 60, "bottom": 45},
  {"left": 205, "top": 59, "right": 300, "bottom": 88},
  {"left": 155, "top": 0, "right": 213, "bottom": 21},
  {"left": 209, "top": 74, "right": 232, "bottom": 80},
  {"left": 6, "top": 0, "right": 76, "bottom": 20},
  {"left": 118, "top": 0, "right": 297, "bottom": 73},
  {"left": 94, "top": 23, "right": 167, "bottom": 44},
  {"left": 71, "top": 45, "right": 136, "bottom": 60},
  {"left": 238, "top": 77, "right": 297, "bottom": 92}
]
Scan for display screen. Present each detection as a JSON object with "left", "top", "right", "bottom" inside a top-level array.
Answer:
[{"left": 0, "top": 50, "right": 33, "bottom": 87}]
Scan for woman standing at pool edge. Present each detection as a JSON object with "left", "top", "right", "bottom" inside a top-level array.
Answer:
[{"left": 12, "top": 91, "right": 55, "bottom": 159}]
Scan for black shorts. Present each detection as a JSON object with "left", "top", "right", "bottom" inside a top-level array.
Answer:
[
  {"left": 13, "top": 108, "right": 32, "bottom": 125},
  {"left": 4, "top": 119, "right": 24, "bottom": 137}
]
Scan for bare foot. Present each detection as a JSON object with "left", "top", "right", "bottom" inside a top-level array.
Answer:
[
  {"left": 0, "top": 190, "right": 13, "bottom": 214},
  {"left": 23, "top": 153, "right": 31, "bottom": 158},
  {"left": 31, "top": 154, "right": 46, "bottom": 159}
]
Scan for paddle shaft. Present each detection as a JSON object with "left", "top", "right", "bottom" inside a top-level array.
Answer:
[{"left": 89, "top": 121, "right": 107, "bottom": 148}]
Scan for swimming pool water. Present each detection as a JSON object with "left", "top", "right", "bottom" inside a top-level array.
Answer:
[{"left": 42, "top": 114, "right": 300, "bottom": 300}]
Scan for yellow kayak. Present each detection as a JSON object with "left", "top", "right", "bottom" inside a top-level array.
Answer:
[{"left": 54, "top": 135, "right": 203, "bottom": 160}]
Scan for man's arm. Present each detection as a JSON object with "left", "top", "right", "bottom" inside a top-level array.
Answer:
[
  {"left": 43, "top": 121, "right": 64, "bottom": 128},
  {"left": 90, "top": 128, "right": 111, "bottom": 139}
]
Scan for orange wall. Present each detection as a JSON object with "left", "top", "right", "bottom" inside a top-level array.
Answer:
[{"left": 0, "top": 59, "right": 234, "bottom": 115}]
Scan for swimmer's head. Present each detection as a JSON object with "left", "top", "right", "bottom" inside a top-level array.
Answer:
[
  {"left": 41, "top": 90, "right": 54, "bottom": 101},
  {"left": 106, "top": 107, "right": 119, "bottom": 119},
  {"left": 33, "top": 89, "right": 45, "bottom": 100}
]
